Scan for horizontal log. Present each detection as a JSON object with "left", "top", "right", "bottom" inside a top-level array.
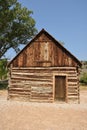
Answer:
[
  {"left": 68, "top": 94, "right": 78, "bottom": 96},
  {"left": 12, "top": 74, "right": 52, "bottom": 79},
  {"left": 12, "top": 69, "right": 76, "bottom": 72},
  {"left": 68, "top": 86, "right": 78, "bottom": 89},
  {"left": 31, "top": 95, "right": 52, "bottom": 98},
  {"left": 68, "top": 77, "right": 77, "bottom": 79},
  {"left": 68, "top": 91, "right": 78, "bottom": 95},
  {"left": 12, "top": 67, "right": 76, "bottom": 70},
  {"left": 68, "top": 87, "right": 78, "bottom": 89},
  {"left": 31, "top": 89, "right": 52, "bottom": 93},
  {"left": 31, "top": 92, "right": 52, "bottom": 95},
  {"left": 30, "top": 97, "right": 51, "bottom": 100},
  {"left": 11, "top": 69, "right": 77, "bottom": 74},
  {"left": 9, "top": 86, "right": 31, "bottom": 90},
  {"left": 9, "top": 83, "right": 31, "bottom": 86},
  {"left": 10, "top": 83, "right": 28, "bottom": 86},
  {"left": 11, "top": 76, "right": 52, "bottom": 82},
  {"left": 9, "top": 88, "right": 31, "bottom": 91},
  {"left": 11, "top": 72, "right": 52, "bottom": 76},
  {"left": 68, "top": 97, "right": 78, "bottom": 99},
  {"left": 68, "top": 90, "right": 78, "bottom": 93},
  {"left": 68, "top": 82, "right": 77, "bottom": 85},
  {"left": 30, "top": 99, "right": 53, "bottom": 103},
  {"left": 68, "top": 74, "right": 77, "bottom": 77},
  {"left": 9, "top": 91, "right": 31, "bottom": 95},
  {"left": 12, "top": 71, "right": 77, "bottom": 76},
  {"left": 9, "top": 94, "right": 30, "bottom": 97},
  {"left": 31, "top": 87, "right": 52, "bottom": 90},
  {"left": 68, "top": 78, "right": 78, "bottom": 81},
  {"left": 9, "top": 89, "right": 31, "bottom": 93},
  {"left": 68, "top": 91, "right": 78, "bottom": 94}
]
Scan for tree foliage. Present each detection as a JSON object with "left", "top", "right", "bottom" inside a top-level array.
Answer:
[
  {"left": 0, "top": 0, "right": 37, "bottom": 58},
  {"left": 80, "top": 72, "right": 87, "bottom": 85},
  {"left": 0, "top": 59, "right": 8, "bottom": 80}
]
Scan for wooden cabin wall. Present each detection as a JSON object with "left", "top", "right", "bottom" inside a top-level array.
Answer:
[
  {"left": 8, "top": 67, "right": 79, "bottom": 103},
  {"left": 12, "top": 34, "right": 77, "bottom": 67}
]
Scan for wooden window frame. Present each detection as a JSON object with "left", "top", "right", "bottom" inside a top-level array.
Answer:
[{"left": 53, "top": 74, "right": 68, "bottom": 103}]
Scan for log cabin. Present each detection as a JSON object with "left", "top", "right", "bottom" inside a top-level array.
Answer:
[{"left": 8, "top": 29, "right": 82, "bottom": 103}]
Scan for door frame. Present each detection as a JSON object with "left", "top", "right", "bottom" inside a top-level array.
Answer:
[{"left": 53, "top": 74, "right": 68, "bottom": 103}]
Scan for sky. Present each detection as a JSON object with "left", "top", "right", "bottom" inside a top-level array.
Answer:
[{"left": 6, "top": 0, "right": 87, "bottom": 60}]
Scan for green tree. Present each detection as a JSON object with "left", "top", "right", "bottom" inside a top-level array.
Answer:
[
  {"left": 0, "top": 59, "right": 8, "bottom": 80},
  {"left": 0, "top": 0, "right": 37, "bottom": 58},
  {"left": 80, "top": 72, "right": 87, "bottom": 85}
]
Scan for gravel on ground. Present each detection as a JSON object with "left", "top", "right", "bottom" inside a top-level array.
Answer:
[{"left": 0, "top": 90, "right": 87, "bottom": 130}]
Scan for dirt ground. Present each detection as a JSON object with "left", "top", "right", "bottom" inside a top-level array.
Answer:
[{"left": 0, "top": 90, "right": 87, "bottom": 130}]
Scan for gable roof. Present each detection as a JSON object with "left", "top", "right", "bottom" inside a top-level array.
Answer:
[{"left": 8, "top": 29, "right": 82, "bottom": 67}]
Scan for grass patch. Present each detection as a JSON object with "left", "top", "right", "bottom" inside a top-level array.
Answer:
[
  {"left": 0, "top": 80, "right": 8, "bottom": 90},
  {"left": 80, "top": 85, "right": 87, "bottom": 90}
]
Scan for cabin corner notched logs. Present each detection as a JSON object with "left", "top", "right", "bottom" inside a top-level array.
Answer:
[{"left": 8, "top": 29, "right": 82, "bottom": 103}]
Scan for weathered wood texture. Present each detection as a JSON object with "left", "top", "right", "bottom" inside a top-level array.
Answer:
[
  {"left": 55, "top": 76, "right": 66, "bottom": 101},
  {"left": 8, "top": 29, "right": 81, "bottom": 103},
  {"left": 11, "top": 33, "right": 78, "bottom": 67},
  {"left": 8, "top": 67, "right": 79, "bottom": 103}
]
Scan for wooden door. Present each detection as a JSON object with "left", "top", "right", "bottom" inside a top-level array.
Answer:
[{"left": 55, "top": 76, "right": 66, "bottom": 101}]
